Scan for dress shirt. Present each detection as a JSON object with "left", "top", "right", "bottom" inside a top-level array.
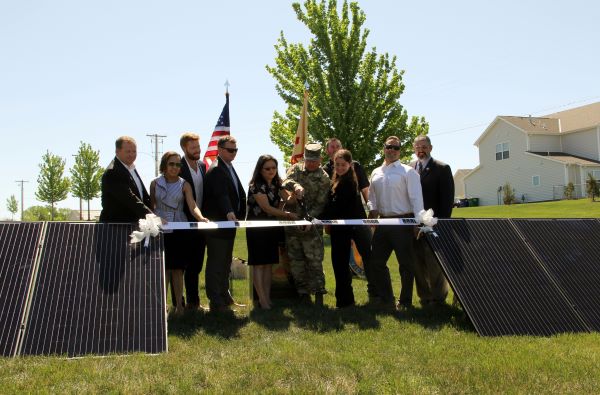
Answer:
[
  {"left": 117, "top": 158, "right": 144, "bottom": 198},
  {"left": 186, "top": 157, "right": 204, "bottom": 207},
  {"left": 417, "top": 157, "right": 431, "bottom": 173},
  {"left": 367, "top": 160, "right": 424, "bottom": 216}
]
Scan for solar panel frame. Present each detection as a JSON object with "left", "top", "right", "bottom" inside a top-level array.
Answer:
[
  {"left": 0, "top": 222, "right": 43, "bottom": 357},
  {"left": 427, "top": 219, "right": 589, "bottom": 336},
  {"left": 513, "top": 218, "right": 600, "bottom": 331},
  {"left": 20, "top": 222, "right": 167, "bottom": 357}
]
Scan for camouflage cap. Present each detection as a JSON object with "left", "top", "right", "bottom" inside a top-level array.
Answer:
[{"left": 304, "top": 143, "right": 322, "bottom": 161}]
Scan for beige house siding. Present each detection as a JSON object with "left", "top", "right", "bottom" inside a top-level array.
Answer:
[
  {"left": 522, "top": 153, "right": 567, "bottom": 201},
  {"left": 466, "top": 121, "right": 529, "bottom": 205},
  {"left": 562, "top": 127, "right": 600, "bottom": 161},
  {"left": 528, "top": 134, "right": 561, "bottom": 152}
]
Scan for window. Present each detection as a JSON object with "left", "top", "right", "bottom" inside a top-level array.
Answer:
[
  {"left": 532, "top": 175, "right": 540, "bottom": 186},
  {"left": 592, "top": 170, "right": 600, "bottom": 180},
  {"left": 496, "top": 142, "right": 509, "bottom": 160}
]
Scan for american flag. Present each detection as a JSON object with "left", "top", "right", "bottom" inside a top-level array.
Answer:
[{"left": 203, "top": 92, "right": 230, "bottom": 168}]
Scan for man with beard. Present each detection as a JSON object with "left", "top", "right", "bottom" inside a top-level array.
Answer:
[
  {"left": 179, "top": 132, "right": 208, "bottom": 311},
  {"left": 411, "top": 135, "right": 454, "bottom": 306}
]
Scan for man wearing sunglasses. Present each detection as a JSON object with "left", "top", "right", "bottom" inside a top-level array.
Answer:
[
  {"left": 202, "top": 135, "right": 247, "bottom": 313},
  {"left": 100, "top": 136, "right": 152, "bottom": 223},
  {"left": 367, "top": 135, "right": 424, "bottom": 310}
]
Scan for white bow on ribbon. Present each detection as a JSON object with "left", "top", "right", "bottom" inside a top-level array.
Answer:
[
  {"left": 130, "top": 214, "right": 163, "bottom": 247},
  {"left": 416, "top": 208, "right": 438, "bottom": 238}
]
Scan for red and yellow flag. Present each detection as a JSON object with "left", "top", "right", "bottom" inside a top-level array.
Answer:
[{"left": 290, "top": 89, "right": 308, "bottom": 164}]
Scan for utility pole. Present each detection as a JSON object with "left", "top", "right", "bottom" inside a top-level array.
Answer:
[
  {"left": 71, "top": 154, "right": 83, "bottom": 220},
  {"left": 15, "top": 180, "right": 28, "bottom": 221},
  {"left": 146, "top": 133, "right": 166, "bottom": 177}
]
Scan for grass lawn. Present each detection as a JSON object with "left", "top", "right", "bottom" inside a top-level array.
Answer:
[
  {"left": 453, "top": 197, "right": 600, "bottom": 218},
  {"left": 1, "top": 201, "right": 599, "bottom": 393}
]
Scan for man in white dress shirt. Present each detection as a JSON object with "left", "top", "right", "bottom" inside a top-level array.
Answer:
[{"left": 367, "top": 135, "right": 424, "bottom": 309}]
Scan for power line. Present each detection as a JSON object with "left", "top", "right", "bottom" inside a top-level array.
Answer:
[{"left": 429, "top": 96, "right": 600, "bottom": 137}]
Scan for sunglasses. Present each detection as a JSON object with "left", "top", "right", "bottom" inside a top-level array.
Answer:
[
  {"left": 223, "top": 147, "right": 238, "bottom": 153},
  {"left": 384, "top": 144, "right": 401, "bottom": 151},
  {"left": 167, "top": 162, "right": 182, "bottom": 168},
  {"left": 262, "top": 166, "right": 277, "bottom": 171}
]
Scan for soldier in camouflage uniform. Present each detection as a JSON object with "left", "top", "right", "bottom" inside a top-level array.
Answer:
[{"left": 282, "top": 143, "right": 330, "bottom": 305}]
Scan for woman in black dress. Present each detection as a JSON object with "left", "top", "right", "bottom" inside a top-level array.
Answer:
[
  {"left": 246, "top": 155, "right": 298, "bottom": 309},
  {"left": 324, "top": 149, "right": 372, "bottom": 308}
]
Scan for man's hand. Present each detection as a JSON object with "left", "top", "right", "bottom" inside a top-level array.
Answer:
[
  {"left": 226, "top": 212, "right": 237, "bottom": 221},
  {"left": 294, "top": 185, "right": 304, "bottom": 200}
]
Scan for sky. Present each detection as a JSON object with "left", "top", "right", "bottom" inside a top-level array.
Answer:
[{"left": 1, "top": 0, "right": 599, "bottom": 219}]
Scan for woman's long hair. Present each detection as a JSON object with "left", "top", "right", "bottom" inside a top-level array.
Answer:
[
  {"left": 249, "top": 154, "right": 282, "bottom": 189},
  {"left": 331, "top": 149, "right": 358, "bottom": 193}
]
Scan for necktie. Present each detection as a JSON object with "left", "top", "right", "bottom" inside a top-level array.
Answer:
[{"left": 418, "top": 162, "right": 423, "bottom": 174}]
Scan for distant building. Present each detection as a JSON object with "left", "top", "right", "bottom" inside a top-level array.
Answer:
[
  {"left": 465, "top": 102, "right": 600, "bottom": 206},
  {"left": 453, "top": 169, "right": 472, "bottom": 200},
  {"left": 67, "top": 209, "right": 101, "bottom": 221}
]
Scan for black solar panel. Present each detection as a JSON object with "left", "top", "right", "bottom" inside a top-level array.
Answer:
[
  {"left": 0, "top": 222, "right": 43, "bottom": 357},
  {"left": 427, "top": 219, "right": 588, "bottom": 336},
  {"left": 513, "top": 219, "right": 600, "bottom": 331},
  {"left": 20, "top": 223, "right": 167, "bottom": 357}
]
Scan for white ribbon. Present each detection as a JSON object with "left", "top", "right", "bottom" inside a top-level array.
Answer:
[
  {"left": 130, "top": 214, "right": 163, "bottom": 247},
  {"left": 417, "top": 209, "right": 438, "bottom": 238},
  {"left": 161, "top": 217, "right": 421, "bottom": 230}
]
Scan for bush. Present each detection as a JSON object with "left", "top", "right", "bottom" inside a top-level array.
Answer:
[
  {"left": 586, "top": 174, "right": 599, "bottom": 201},
  {"left": 502, "top": 182, "right": 516, "bottom": 205},
  {"left": 564, "top": 182, "right": 575, "bottom": 200}
]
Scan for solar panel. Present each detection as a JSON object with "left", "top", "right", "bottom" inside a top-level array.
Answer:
[
  {"left": 19, "top": 223, "right": 167, "bottom": 357},
  {"left": 427, "top": 219, "right": 588, "bottom": 336},
  {"left": 0, "top": 222, "right": 43, "bottom": 357},
  {"left": 513, "top": 219, "right": 600, "bottom": 331}
]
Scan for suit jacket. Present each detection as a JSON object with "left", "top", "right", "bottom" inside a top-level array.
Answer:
[
  {"left": 202, "top": 156, "right": 246, "bottom": 238},
  {"left": 179, "top": 157, "right": 207, "bottom": 221},
  {"left": 99, "top": 157, "right": 152, "bottom": 223},
  {"left": 411, "top": 158, "right": 454, "bottom": 218}
]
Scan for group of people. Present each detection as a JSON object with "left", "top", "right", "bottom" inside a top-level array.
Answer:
[{"left": 99, "top": 132, "right": 454, "bottom": 313}]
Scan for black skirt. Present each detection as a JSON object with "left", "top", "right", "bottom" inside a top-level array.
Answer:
[
  {"left": 246, "top": 226, "right": 284, "bottom": 266},
  {"left": 163, "top": 230, "right": 188, "bottom": 270}
]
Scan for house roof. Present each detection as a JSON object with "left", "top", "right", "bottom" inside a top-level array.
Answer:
[
  {"left": 527, "top": 151, "right": 600, "bottom": 166},
  {"left": 544, "top": 102, "right": 600, "bottom": 132},
  {"left": 453, "top": 168, "right": 473, "bottom": 179},
  {"left": 474, "top": 101, "right": 600, "bottom": 145},
  {"left": 497, "top": 116, "right": 560, "bottom": 133}
]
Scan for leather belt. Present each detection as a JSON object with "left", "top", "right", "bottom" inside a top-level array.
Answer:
[{"left": 380, "top": 213, "right": 414, "bottom": 218}]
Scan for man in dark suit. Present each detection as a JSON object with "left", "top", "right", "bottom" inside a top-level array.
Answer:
[
  {"left": 202, "top": 135, "right": 246, "bottom": 312},
  {"left": 99, "top": 136, "right": 152, "bottom": 223},
  {"left": 178, "top": 132, "right": 208, "bottom": 310},
  {"left": 411, "top": 135, "right": 454, "bottom": 305}
]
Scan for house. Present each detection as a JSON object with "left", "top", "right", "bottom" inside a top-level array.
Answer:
[
  {"left": 464, "top": 102, "right": 600, "bottom": 206},
  {"left": 453, "top": 169, "right": 472, "bottom": 200}
]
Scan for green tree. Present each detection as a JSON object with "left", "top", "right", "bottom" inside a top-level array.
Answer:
[
  {"left": 586, "top": 173, "right": 599, "bottom": 201},
  {"left": 6, "top": 195, "right": 18, "bottom": 220},
  {"left": 35, "top": 151, "right": 70, "bottom": 220},
  {"left": 266, "top": 0, "right": 427, "bottom": 171},
  {"left": 22, "top": 205, "right": 72, "bottom": 221},
  {"left": 70, "top": 142, "right": 103, "bottom": 220}
]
